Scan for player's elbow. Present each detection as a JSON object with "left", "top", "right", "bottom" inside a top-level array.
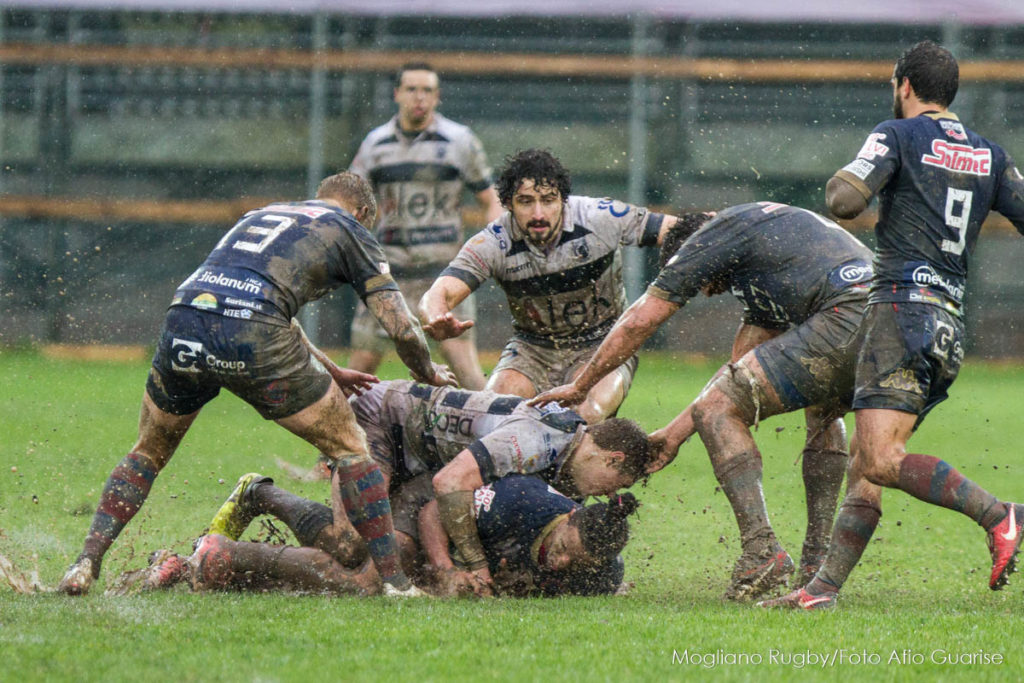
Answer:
[{"left": 826, "top": 177, "right": 867, "bottom": 219}]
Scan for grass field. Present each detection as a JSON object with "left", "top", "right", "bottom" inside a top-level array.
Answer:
[{"left": 2, "top": 350, "right": 1023, "bottom": 682}]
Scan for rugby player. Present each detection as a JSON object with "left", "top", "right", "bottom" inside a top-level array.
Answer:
[
  {"left": 532, "top": 202, "right": 873, "bottom": 600},
  {"left": 419, "top": 149, "right": 679, "bottom": 423},
  {"left": 762, "top": 41, "right": 1024, "bottom": 610},
  {"left": 58, "top": 172, "right": 454, "bottom": 598},
  {"left": 347, "top": 62, "right": 502, "bottom": 389},
  {"left": 130, "top": 473, "right": 637, "bottom": 598}
]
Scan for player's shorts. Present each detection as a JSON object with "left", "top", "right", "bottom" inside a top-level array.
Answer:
[
  {"left": 350, "top": 275, "right": 477, "bottom": 354},
  {"left": 146, "top": 306, "right": 332, "bottom": 420},
  {"left": 389, "top": 473, "right": 434, "bottom": 542},
  {"left": 852, "top": 302, "right": 963, "bottom": 425},
  {"left": 752, "top": 297, "right": 867, "bottom": 413},
  {"left": 492, "top": 336, "right": 639, "bottom": 396}
]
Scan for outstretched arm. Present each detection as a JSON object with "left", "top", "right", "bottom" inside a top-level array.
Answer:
[
  {"left": 419, "top": 275, "right": 475, "bottom": 341},
  {"left": 364, "top": 289, "right": 456, "bottom": 387},
  {"left": 530, "top": 294, "right": 680, "bottom": 408},
  {"left": 291, "top": 319, "right": 378, "bottom": 396}
]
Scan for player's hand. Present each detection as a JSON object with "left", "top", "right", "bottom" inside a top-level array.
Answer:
[
  {"left": 422, "top": 312, "right": 475, "bottom": 341},
  {"left": 645, "top": 428, "right": 682, "bottom": 474},
  {"left": 412, "top": 362, "right": 458, "bottom": 388},
  {"left": 435, "top": 568, "right": 489, "bottom": 597},
  {"left": 528, "top": 383, "right": 586, "bottom": 409},
  {"left": 327, "top": 366, "right": 379, "bottom": 397},
  {"left": 469, "top": 566, "right": 495, "bottom": 597}
]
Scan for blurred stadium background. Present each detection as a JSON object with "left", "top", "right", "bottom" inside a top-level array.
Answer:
[{"left": 2, "top": 1, "right": 1023, "bottom": 356}]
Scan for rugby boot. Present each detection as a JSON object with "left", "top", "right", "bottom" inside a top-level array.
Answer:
[
  {"left": 383, "top": 581, "right": 428, "bottom": 598},
  {"left": 793, "top": 542, "right": 828, "bottom": 589},
  {"left": 187, "top": 534, "right": 234, "bottom": 591},
  {"left": 757, "top": 586, "right": 837, "bottom": 610},
  {"left": 57, "top": 557, "right": 96, "bottom": 596},
  {"left": 988, "top": 502, "right": 1024, "bottom": 590},
  {"left": 724, "top": 543, "right": 794, "bottom": 602},
  {"left": 207, "top": 473, "right": 272, "bottom": 540}
]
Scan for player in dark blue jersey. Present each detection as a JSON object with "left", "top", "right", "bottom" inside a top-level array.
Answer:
[
  {"left": 58, "top": 172, "right": 455, "bottom": 598},
  {"left": 123, "top": 474, "right": 637, "bottom": 598},
  {"left": 763, "top": 41, "right": 1024, "bottom": 611},
  {"left": 533, "top": 202, "right": 872, "bottom": 600}
]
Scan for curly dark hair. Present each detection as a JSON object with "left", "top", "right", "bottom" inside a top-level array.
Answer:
[
  {"left": 894, "top": 41, "right": 958, "bottom": 108},
  {"left": 495, "top": 149, "right": 572, "bottom": 207},
  {"left": 587, "top": 418, "right": 653, "bottom": 482},
  {"left": 572, "top": 492, "right": 640, "bottom": 562},
  {"left": 658, "top": 211, "right": 715, "bottom": 269}
]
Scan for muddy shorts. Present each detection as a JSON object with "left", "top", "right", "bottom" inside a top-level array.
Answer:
[
  {"left": 852, "top": 302, "right": 963, "bottom": 426},
  {"left": 350, "top": 275, "right": 477, "bottom": 354},
  {"left": 753, "top": 297, "right": 867, "bottom": 413},
  {"left": 389, "top": 473, "right": 434, "bottom": 542},
  {"left": 492, "top": 336, "right": 638, "bottom": 395},
  {"left": 146, "top": 306, "right": 332, "bottom": 420}
]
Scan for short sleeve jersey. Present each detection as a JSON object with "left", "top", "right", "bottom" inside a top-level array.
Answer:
[
  {"left": 374, "top": 380, "right": 586, "bottom": 484},
  {"left": 474, "top": 474, "right": 579, "bottom": 573},
  {"left": 442, "top": 195, "right": 666, "bottom": 347},
  {"left": 649, "top": 202, "right": 872, "bottom": 329},
  {"left": 833, "top": 112, "right": 1024, "bottom": 313},
  {"left": 349, "top": 113, "right": 493, "bottom": 274},
  {"left": 171, "top": 200, "right": 397, "bottom": 326}
]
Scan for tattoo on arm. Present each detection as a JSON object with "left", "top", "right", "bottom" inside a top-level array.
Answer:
[{"left": 365, "top": 290, "right": 433, "bottom": 379}]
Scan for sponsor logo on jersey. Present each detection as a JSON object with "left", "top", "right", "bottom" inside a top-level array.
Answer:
[
  {"left": 572, "top": 240, "right": 591, "bottom": 260},
  {"left": 856, "top": 133, "right": 889, "bottom": 160},
  {"left": 223, "top": 308, "right": 253, "bottom": 319},
  {"left": 196, "top": 270, "right": 264, "bottom": 295},
  {"left": 841, "top": 158, "right": 876, "bottom": 181},
  {"left": 921, "top": 140, "right": 991, "bottom": 176},
  {"left": 378, "top": 261, "right": 390, "bottom": 275},
  {"left": 940, "top": 119, "right": 968, "bottom": 141},
  {"left": 425, "top": 410, "right": 474, "bottom": 436},
  {"left": 838, "top": 264, "right": 872, "bottom": 283},
  {"left": 224, "top": 297, "right": 262, "bottom": 311},
  {"left": 490, "top": 224, "right": 508, "bottom": 252},
  {"left": 474, "top": 484, "right": 496, "bottom": 515},
  {"left": 190, "top": 293, "right": 218, "bottom": 310},
  {"left": 911, "top": 264, "right": 965, "bottom": 300}
]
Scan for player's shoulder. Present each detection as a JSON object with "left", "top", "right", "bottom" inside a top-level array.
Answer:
[
  {"left": 432, "top": 112, "right": 479, "bottom": 140},
  {"left": 465, "top": 218, "right": 514, "bottom": 256},
  {"left": 358, "top": 118, "right": 399, "bottom": 147}
]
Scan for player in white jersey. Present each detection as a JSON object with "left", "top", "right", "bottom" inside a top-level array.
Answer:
[
  {"left": 420, "top": 149, "right": 678, "bottom": 423},
  {"left": 348, "top": 63, "right": 502, "bottom": 389}
]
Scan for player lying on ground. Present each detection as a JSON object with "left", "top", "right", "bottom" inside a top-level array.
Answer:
[
  {"left": 120, "top": 472, "right": 638, "bottom": 598},
  {"left": 532, "top": 202, "right": 875, "bottom": 601},
  {"left": 420, "top": 149, "right": 679, "bottom": 423},
  {"left": 762, "top": 41, "right": 1024, "bottom": 610},
  {"left": 58, "top": 172, "right": 454, "bottom": 598}
]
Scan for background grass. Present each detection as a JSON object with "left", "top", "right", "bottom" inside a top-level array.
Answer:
[{"left": 2, "top": 350, "right": 1023, "bottom": 682}]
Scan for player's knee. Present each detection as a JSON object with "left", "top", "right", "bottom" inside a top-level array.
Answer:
[{"left": 856, "top": 441, "right": 904, "bottom": 486}]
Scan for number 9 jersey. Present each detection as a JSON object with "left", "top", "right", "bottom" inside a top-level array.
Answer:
[
  {"left": 832, "top": 112, "right": 1024, "bottom": 315},
  {"left": 170, "top": 200, "right": 398, "bottom": 325}
]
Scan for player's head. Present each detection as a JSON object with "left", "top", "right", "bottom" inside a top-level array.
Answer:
[
  {"left": 892, "top": 41, "right": 958, "bottom": 118},
  {"left": 568, "top": 418, "right": 652, "bottom": 496},
  {"left": 497, "top": 149, "right": 573, "bottom": 247},
  {"left": 658, "top": 211, "right": 715, "bottom": 269},
  {"left": 317, "top": 171, "right": 377, "bottom": 225},
  {"left": 393, "top": 62, "right": 440, "bottom": 131}
]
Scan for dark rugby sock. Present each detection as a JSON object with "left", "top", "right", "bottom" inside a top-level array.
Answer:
[
  {"left": 712, "top": 449, "right": 773, "bottom": 548},
  {"left": 812, "top": 496, "right": 881, "bottom": 593},
  {"left": 802, "top": 448, "right": 847, "bottom": 551},
  {"left": 251, "top": 483, "right": 334, "bottom": 547},
  {"left": 81, "top": 452, "right": 159, "bottom": 567},
  {"left": 898, "top": 453, "right": 1005, "bottom": 530},
  {"left": 334, "top": 456, "right": 408, "bottom": 588}
]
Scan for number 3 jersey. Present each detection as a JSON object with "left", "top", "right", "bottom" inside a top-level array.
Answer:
[
  {"left": 441, "top": 195, "right": 665, "bottom": 348},
  {"left": 833, "top": 112, "right": 1024, "bottom": 314},
  {"left": 170, "top": 200, "right": 398, "bottom": 325}
]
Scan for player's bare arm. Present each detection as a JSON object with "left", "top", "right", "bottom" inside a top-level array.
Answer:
[
  {"left": 531, "top": 294, "right": 680, "bottom": 408},
  {"left": 290, "top": 319, "right": 378, "bottom": 396},
  {"left": 364, "top": 289, "right": 456, "bottom": 386},
  {"left": 417, "top": 499, "right": 492, "bottom": 597},
  {"left": 825, "top": 175, "right": 869, "bottom": 219},
  {"left": 432, "top": 450, "right": 494, "bottom": 594},
  {"left": 419, "top": 275, "right": 475, "bottom": 341}
]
